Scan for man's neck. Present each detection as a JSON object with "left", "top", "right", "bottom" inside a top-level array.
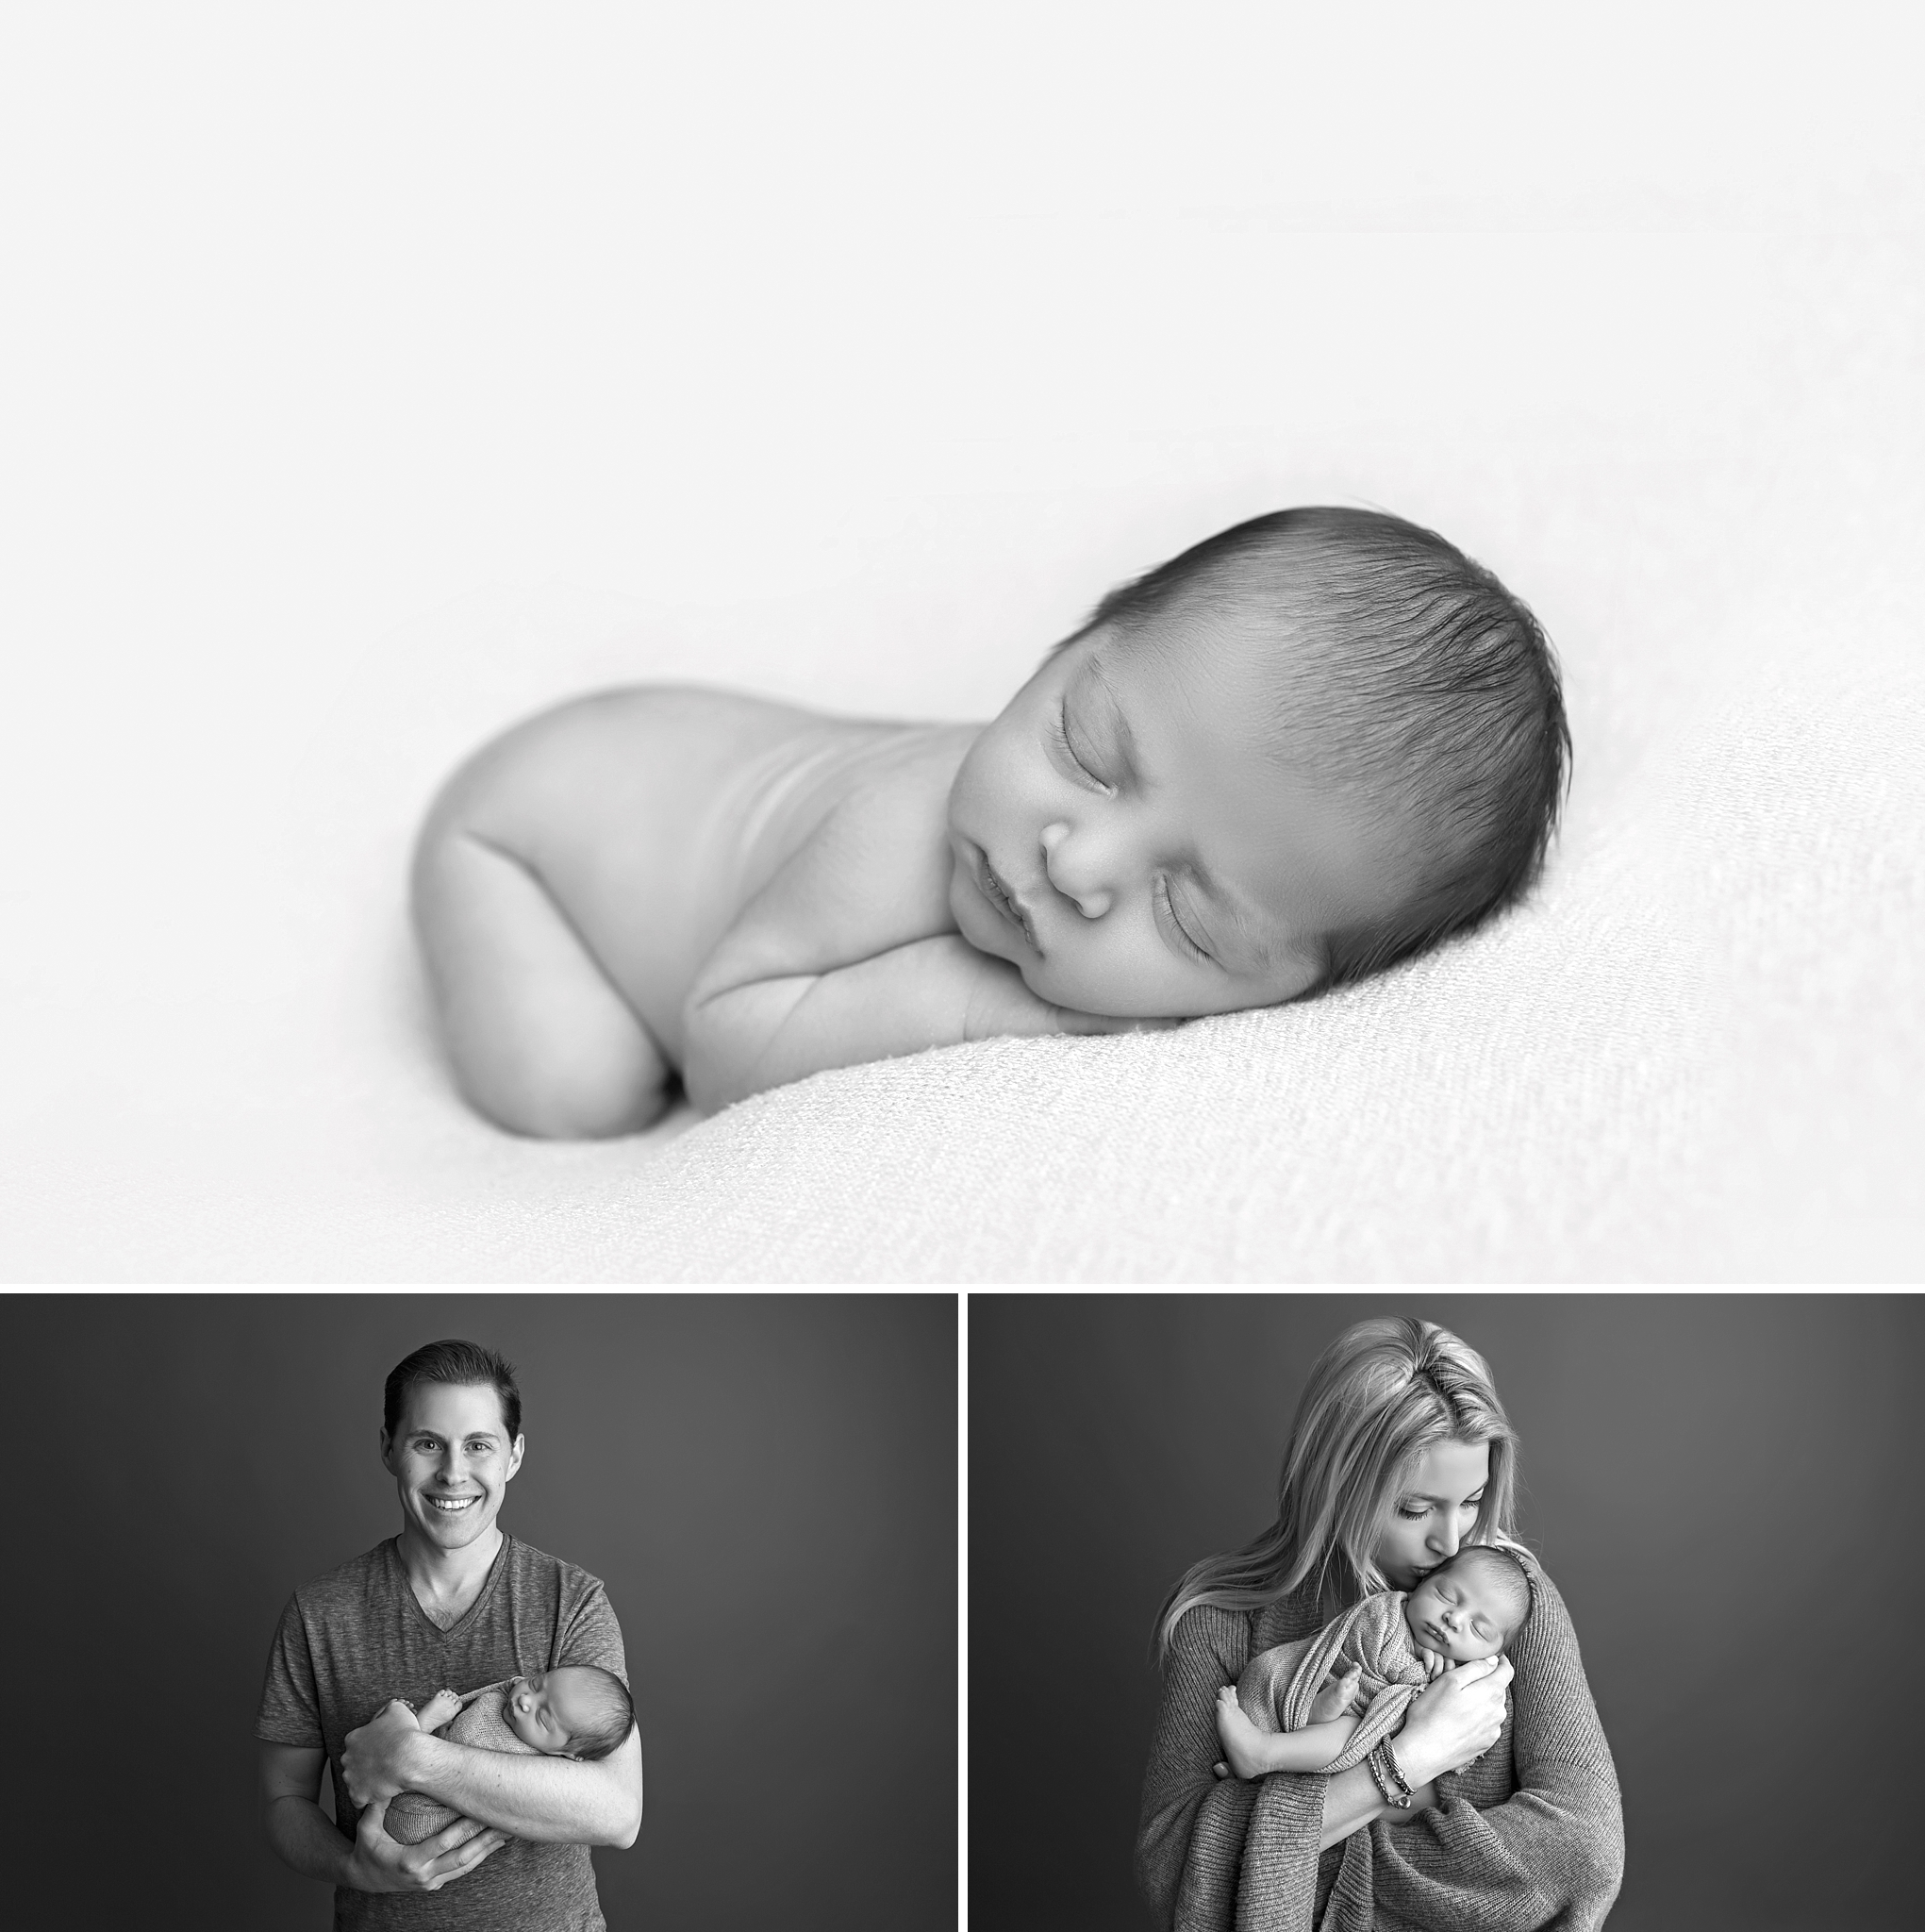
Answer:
[{"left": 395, "top": 1522, "right": 506, "bottom": 1623}]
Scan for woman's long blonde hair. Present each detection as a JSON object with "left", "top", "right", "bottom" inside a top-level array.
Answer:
[{"left": 1153, "top": 1315, "right": 1522, "bottom": 1658}]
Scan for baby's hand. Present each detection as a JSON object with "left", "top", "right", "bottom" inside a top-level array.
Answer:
[
  {"left": 1307, "top": 1660, "right": 1364, "bottom": 1724},
  {"left": 1422, "top": 1649, "right": 1450, "bottom": 1683}
]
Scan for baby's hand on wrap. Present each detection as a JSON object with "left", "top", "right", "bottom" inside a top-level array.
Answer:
[{"left": 1307, "top": 1660, "right": 1364, "bottom": 1724}]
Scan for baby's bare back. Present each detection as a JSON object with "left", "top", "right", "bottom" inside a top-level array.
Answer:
[{"left": 421, "top": 686, "right": 974, "bottom": 1067}]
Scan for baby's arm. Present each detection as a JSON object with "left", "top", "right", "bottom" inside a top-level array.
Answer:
[
  {"left": 682, "top": 779, "right": 1141, "bottom": 1112},
  {"left": 1214, "top": 1685, "right": 1361, "bottom": 1779}
]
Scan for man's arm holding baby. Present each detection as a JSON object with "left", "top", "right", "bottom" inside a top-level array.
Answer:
[
  {"left": 343, "top": 1698, "right": 643, "bottom": 1848},
  {"left": 259, "top": 1740, "right": 510, "bottom": 1894},
  {"left": 683, "top": 769, "right": 1140, "bottom": 1111}
]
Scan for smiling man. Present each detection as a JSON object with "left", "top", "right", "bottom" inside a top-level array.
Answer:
[{"left": 257, "top": 1340, "right": 642, "bottom": 1929}]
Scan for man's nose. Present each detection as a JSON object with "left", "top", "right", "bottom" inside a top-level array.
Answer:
[{"left": 1040, "top": 821, "right": 1114, "bottom": 919}]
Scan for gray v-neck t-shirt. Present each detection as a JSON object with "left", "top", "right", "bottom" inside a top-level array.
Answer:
[{"left": 257, "top": 1535, "right": 628, "bottom": 1930}]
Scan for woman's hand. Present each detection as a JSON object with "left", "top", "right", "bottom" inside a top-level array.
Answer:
[{"left": 1392, "top": 1654, "right": 1514, "bottom": 1787}]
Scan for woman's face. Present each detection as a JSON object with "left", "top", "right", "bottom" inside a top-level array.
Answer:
[{"left": 1369, "top": 1438, "right": 1490, "bottom": 1591}]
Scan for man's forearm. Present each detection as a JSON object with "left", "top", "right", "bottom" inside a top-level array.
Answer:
[
  {"left": 403, "top": 1736, "right": 638, "bottom": 1845},
  {"left": 265, "top": 1795, "right": 357, "bottom": 1886}
]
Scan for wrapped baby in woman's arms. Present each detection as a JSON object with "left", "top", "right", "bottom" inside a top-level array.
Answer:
[
  {"left": 412, "top": 508, "right": 1568, "bottom": 1131},
  {"left": 1213, "top": 1544, "right": 1530, "bottom": 1790}
]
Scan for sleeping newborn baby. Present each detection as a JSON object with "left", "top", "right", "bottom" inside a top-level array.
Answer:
[
  {"left": 412, "top": 507, "right": 1568, "bottom": 1131},
  {"left": 382, "top": 1666, "right": 634, "bottom": 1845},
  {"left": 1212, "top": 1544, "right": 1532, "bottom": 1782}
]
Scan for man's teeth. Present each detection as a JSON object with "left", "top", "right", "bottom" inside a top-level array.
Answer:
[{"left": 429, "top": 1496, "right": 478, "bottom": 1511}]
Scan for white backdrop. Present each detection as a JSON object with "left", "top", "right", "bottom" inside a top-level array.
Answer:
[{"left": 4, "top": 6, "right": 1920, "bottom": 1279}]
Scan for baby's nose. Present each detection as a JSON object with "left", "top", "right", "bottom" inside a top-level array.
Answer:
[{"left": 1040, "top": 822, "right": 1114, "bottom": 919}]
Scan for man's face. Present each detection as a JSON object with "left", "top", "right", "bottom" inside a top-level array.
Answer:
[
  {"left": 945, "top": 621, "right": 1399, "bottom": 1018},
  {"left": 380, "top": 1380, "right": 523, "bottom": 1554}
]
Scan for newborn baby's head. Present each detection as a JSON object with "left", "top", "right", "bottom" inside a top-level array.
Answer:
[
  {"left": 947, "top": 507, "right": 1568, "bottom": 1017},
  {"left": 1403, "top": 1545, "right": 1531, "bottom": 1662},
  {"left": 503, "top": 1664, "right": 634, "bottom": 1760}
]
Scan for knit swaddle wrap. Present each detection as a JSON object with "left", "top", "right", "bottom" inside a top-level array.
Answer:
[
  {"left": 1234, "top": 1591, "right": 1429, "bottom": 1775},
  {"left": 382, "top": 1681, "right": 536, "bottom": 1845}
]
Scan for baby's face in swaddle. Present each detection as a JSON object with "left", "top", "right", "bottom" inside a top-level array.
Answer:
[
  {"left": 1403, "top": 1557, "right": 1515, "bottom": 1662},
  {"left": 503, "top": 1667, "right": 607, "bottom": 1757}
]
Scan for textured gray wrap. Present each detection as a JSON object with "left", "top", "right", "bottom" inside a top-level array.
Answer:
[
  {"left": 1235, "top": 1591, "right": 1431, "bottom": 1776},
  {"left": 383, "top": 1683, "right": 539, "bottom": 1845}
]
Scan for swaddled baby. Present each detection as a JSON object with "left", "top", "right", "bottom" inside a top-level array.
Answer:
[
  {"left": 412, "top": 507, "right": 1568, "bottom": 1132},
  {"left": 382, "top": 1665, "right": 634, "bottom": 1845},
  {"left": 1213, "top": 1544, "right": 1531, "bottom": 1781}
]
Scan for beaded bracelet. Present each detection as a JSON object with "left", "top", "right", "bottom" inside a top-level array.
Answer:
[{"left": 1369, "top": 1739, "right": 1414, "bottom": 1807}]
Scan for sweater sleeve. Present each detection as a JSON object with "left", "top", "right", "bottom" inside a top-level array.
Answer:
[
  {"left": 1136, "top": 1607, "right": 1327, "bottom": 1932},
  {"left": 1326, "top": 1563, "right": 1624, "bottom": 1932}
]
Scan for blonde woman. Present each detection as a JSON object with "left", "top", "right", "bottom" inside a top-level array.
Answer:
[{"left": 1137, "top": 1317, "right": 1622, "bottom": 1931}]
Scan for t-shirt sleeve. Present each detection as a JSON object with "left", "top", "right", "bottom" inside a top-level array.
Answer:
[
  {"left": 256, "top": 1592, "right": 324, "bottom": 1748},
  {"left": 554, "top": 1574, "right": 627, "bottom": 1689}
]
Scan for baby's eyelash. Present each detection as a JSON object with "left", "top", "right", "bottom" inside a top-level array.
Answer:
[
  {"left": 1156, "top": 877, "right": 1211, "bottom": 962},
  {"left": 1050, "top": 703, "right": 1104, "bottom": 788}
]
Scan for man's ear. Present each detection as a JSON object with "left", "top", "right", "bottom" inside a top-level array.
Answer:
[{"left": 505, "top": 1434, "right": 526, "bottom": 1481}]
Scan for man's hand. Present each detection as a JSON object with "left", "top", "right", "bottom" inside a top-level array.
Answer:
[
  {"left": 343, "top": 1796, "right": 509, "bottom": 1895},
  {"left": 343, "top": 1700, "right": 429, "bottom": 1808}
]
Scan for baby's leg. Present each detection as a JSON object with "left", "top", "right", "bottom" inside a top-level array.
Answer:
[{"left": 413, "top": 825, "right": 672, "bottom": 1138}]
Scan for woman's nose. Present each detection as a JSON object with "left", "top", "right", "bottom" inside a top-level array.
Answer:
[
  {"left": 1429, "top": 1521, "right": 1462, "bottom": 1559},
  {"left": 1039, "top": 821, "right": 1114, "bottom": 919}
]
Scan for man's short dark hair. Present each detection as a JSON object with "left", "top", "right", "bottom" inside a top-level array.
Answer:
[
  {"left": 1441, "top": 1543, "right": 1533, "bottom": 1642},
  {"left": 1079, "top": 506, "right": 1570, "bottom": 991},
  {"left": 562, "top": 1666, "right": 637, "bottom": 1762},
  {"left": 384, "top": 1339, "right": 523, "bottom": 1443}
]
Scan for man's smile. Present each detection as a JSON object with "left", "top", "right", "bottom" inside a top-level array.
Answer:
[{"left": 426, "top": 1494, "right": 481, "bottom": 1513}]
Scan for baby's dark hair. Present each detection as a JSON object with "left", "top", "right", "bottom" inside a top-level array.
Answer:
[
  {"left": 1436, "top": 1544, "right": 1533, "bottom": 1643},
  {"left": 556, "top": 1665, "right": 635, "bottom": 1761},
  {"left": 1080, "top": 507, "right": 1570, "bottom": 991}
]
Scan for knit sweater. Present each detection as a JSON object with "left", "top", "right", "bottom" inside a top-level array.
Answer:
[{"left": 1137, "top": 1554, "right": 1622, "bottom": 1932}]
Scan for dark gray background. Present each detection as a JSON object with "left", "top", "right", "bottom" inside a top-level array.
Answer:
[
  {"left": 970, "top": 1293, "right": 1916, "bottom": 1932},
  {"left": 8, "top": 1293, "right": 955, "bottom": 1930}
]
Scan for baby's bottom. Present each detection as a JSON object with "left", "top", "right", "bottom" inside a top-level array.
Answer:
[
  {"left": 413, "top": 829, "right": 673, "bottom": 1138},
  {"left": 383, "top": 1787, "right": 467, "bottom": 1846}
]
